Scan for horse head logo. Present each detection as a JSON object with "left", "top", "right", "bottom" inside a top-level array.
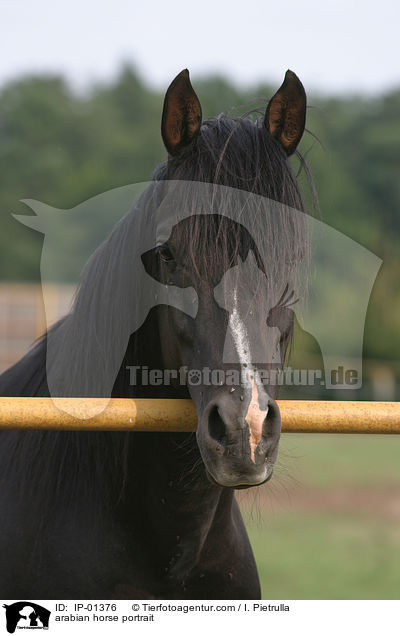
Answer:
[
  {"left": 3, "top": 602, "right": 51, "bottom": 634},
  {"left": 13, "top": 180, "right": 382, "bottom": 418}
]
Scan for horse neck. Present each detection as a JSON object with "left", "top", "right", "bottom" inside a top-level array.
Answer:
[
  {"left": 120, "top": 430, "right": 234, "bottom": 584},
  {"left": 112, "top": 309, "right": 236, "bottom": 568}
]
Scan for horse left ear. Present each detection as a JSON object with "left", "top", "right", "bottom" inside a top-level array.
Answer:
[
  {"left": 264, "top": 70, "right": 306, "bottom": 156},
  {"left": 161, "top": 69, "right": 202, "bottom": 156}
]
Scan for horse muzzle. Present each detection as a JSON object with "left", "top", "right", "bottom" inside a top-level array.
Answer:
[{"left": 196, "top": 390, "right": 281, "bottom": 488}]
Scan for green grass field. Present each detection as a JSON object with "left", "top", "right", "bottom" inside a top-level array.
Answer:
[{"left": 238, "top": 433, "right": 400, "bottom": 599}]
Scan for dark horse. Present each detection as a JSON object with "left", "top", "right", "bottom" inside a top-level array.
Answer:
[{"left": 0, "top": 69, "right": 308, "bottom": 599}]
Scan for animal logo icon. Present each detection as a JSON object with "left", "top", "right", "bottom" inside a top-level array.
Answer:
[{"left": 2, "top": 602, "right": 50, "bottom": 633}]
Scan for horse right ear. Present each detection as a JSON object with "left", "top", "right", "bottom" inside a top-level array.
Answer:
[
  {"left": 264, "top": 70, "right": 306, "bottom": 156},
  {"left": 161, "top": 69, "right": 202, "bottom": 156}
]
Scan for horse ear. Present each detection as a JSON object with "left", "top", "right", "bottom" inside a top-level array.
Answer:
[
  {"left": 161, "top": 69, "right": 202, "bottom": 156},
  {"left": 264, "top": 70, "right": 306, "bottom": 156}
]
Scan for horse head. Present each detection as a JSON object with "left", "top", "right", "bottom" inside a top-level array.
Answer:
[{"left": 150, "top": 69, "right": 308, "bottom": 488}]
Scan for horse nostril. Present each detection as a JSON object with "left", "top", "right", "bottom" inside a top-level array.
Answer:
[
  {"left": 264, "top": 399, "right": 281, "bottom": 439},
  {"left": 208, "top": 406, "right": 227, "bottom": 447}
]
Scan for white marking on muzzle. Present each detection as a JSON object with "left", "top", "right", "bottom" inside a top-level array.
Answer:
[
  {"left": 229, "top": 290, "right": 269, "bottom": 463},
  {"left": 245, "top": 377, "right": 268, "bottom": 463}
]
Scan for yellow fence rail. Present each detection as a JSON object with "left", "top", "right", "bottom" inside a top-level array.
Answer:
[{"left": 0, "top": 398, "right": 399, "bottom": 433}]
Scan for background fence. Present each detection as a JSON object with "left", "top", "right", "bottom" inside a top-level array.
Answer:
[{"left": 0, "top": 283, "right": 74, "bottom": 373}]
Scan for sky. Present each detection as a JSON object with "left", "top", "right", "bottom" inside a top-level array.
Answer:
[{"left": 1, "top": 0, "right": 400, "bottom": 95}]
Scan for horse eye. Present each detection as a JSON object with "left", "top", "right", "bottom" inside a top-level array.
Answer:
[{"left": 158, "top": 245, "right": 174, "bottom": 263}]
